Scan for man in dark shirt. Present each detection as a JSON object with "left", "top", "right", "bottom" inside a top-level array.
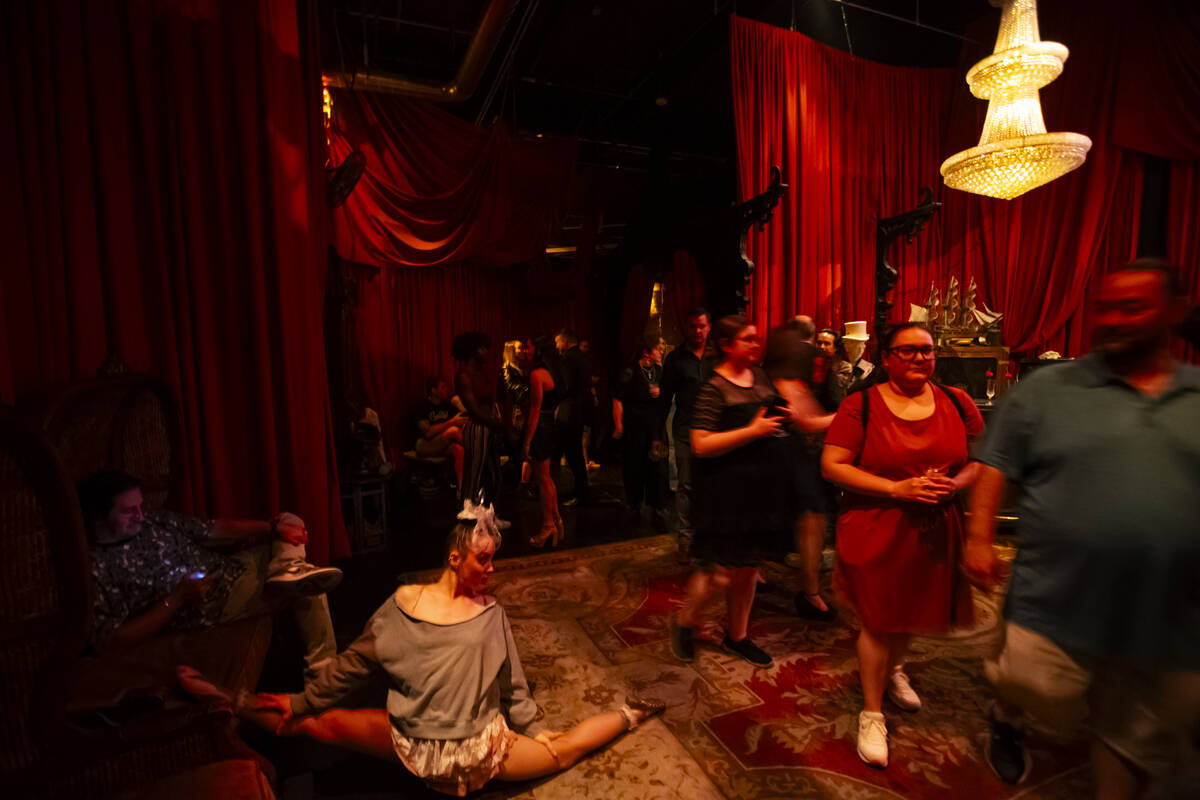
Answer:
[
  {"left": 762, "top": 315, "right": 836, "bottom": 622},
  {"left": 554, "top": 329, "right": 592, "bottom": 505},
  {"left": 659, "top": 307, "right": 713, "bottom": 561}
]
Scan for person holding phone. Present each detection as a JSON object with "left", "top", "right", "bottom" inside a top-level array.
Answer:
[
  {"left": 670, "top": 315, "right": 799, "bottom": 670},
  {"left": 78, "top": 470, "right": 342, "bottom": 685}
]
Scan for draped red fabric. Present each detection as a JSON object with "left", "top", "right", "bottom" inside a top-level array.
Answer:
[
  {"left": 1168, "top": 160, "right": 1200, "bottom": 363},
  {"left": 355, "top": 262, "right": 582, "bottom": 455},
  {"left": 327, "top": 89, "right": 575, "bottom": 269},
  {"left": 0, "top": 0, "right": 348, "bottom": 562},
  {"left": 731, "top": 10, "right": 1145, "bottom": 357},
  {"left": 663, "top": 250, "right": 708, "bottom": 344},
  {"left": 1110, "top": 1, "right": 1200, "bottom": 160},
  {"left": 731, "top": 15, "right": 957, "bottom": 339}
]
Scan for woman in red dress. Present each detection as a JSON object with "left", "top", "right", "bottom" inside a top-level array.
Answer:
[{"left": 821, "top": 323, "right": 984, "bottom": 768}]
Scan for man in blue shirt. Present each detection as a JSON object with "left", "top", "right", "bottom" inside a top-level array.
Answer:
[{"left": 967, "top": 260, "right": 1200, "bottom": 796}]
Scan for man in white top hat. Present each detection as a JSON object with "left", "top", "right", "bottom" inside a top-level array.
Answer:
[{"left": 842, "top": 321, "right": 875, "bottom": 388}]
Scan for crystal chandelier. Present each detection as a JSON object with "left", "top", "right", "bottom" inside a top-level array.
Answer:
[{"left": 940, "top": 0, "right": 1091, "bottom": 201}]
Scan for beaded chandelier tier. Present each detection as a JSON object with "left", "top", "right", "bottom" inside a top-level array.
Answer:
[{"left": 940, "top": 0, "right": 1091, "bottom": 201}]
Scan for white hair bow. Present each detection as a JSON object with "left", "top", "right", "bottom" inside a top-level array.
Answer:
[{"left": 457, "top": 499, "right": 510, "bottom": 540}]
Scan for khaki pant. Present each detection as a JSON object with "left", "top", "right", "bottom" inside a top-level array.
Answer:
[
  {"left": 986, "top": 621, "right": 1200, "bottom": 775},
  {"left": 221, "top": 543, "right": 336, "bottom": 680}
]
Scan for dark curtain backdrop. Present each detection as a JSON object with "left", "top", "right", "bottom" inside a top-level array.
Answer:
[
  {"left": 1168, "top": 160, "right": 1200, "bottom": 363},
  {"left": 354, "top": 262, "right": 583, "bottom": 456},
  {"left": 0, "top": 0, "right": 349, "bottom": 562},
  {"left": 327, "top": 89, "right": 575, "bottom": 269},
  {"left": 731, "top": 7, "right": 1146, "bottom": 357}
]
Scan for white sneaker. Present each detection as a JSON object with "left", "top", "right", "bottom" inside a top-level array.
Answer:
[
  {"left": 266, "top": 562, "right": 343, "bottom": 596},
  {"left": 857, "top": 710, "right": 889, "bottom": 768},
  {"left": 886, "top": 666, "right": 922, "bottom": 711}
]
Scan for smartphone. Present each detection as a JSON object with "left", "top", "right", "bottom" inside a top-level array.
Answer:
[
  {"left": 189, "top": 570, "right": 207, "bottom": 580},
  {"left": 764, "top": 396, "right": 789, "bottom": 417}
]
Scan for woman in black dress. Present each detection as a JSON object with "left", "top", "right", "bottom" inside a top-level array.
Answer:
[
  {"left": 523, "top": 337, "right": 565, "bottom": 547},
  {"left": 670, "top": 315, "right": 796, "bottom": 669}
]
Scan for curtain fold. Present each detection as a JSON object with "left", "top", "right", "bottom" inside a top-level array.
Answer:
[
  {"left": 355, "top": 262, "right": 582, "bottom": 455},
  {"left": 730, "top": 6, "right": 1146, "bottom": 357},
  {"left": 0, "top": 0, "right": 348, "bottom": 562},
  {"left": 1168, "top": 160, "right": 1200, "bottom": 363},
  {"left": 327, "top": 89, "right": 575, "bottom": 269}
]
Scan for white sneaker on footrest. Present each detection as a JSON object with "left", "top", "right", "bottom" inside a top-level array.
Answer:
[
  {"left": 266, "top": 563, "right": 343, "bottom": 596},
  {"left": 886, "top": 666, "right": 922, "bottom": 711}
]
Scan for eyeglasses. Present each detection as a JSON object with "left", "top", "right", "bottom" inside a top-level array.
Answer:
[{"left": 886, "top": 345, "right": 936, "bottom": 360}]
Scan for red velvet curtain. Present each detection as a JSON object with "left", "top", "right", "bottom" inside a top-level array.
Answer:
[
  {"left": 1168, "top": 160, "right": 1200, "bottom": 363},
  {"left": 0, "top": 0, "right": 348, "bottom": 562},
  {"left": 730, "top": 8, "right": 1145, "bottom": 356},
  {"left": 731, "top": 15, "right": 956, "bottom": 339},
  {"left": 355, "top": 262, "right": 582, "bottom": 455},
  {"left": 327, "top": 89, "right": 575, "bottom": 269}
]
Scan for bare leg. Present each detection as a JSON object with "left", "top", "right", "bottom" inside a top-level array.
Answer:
[
  {"left": 498, "top": 713, "right": 628, "bottom": 781},
  {"left": 530, "top": 458, "right": 559, "bottom": 545},
  {"left": 676, "top": 568, "right": 730, "bottom": 628},
  {"left": 725, "top": 567, "right": 759, "bottom": 641},
  {"left": 283, "top": 708, "right": 397, "bottom": 760},
  {"left": 799, "top": 512, "right": 829, "bottom": 610},
  {"left": 858, "top": 628, "right": 894, "bottom": 713},
  {"left": 1091, "top": 737, "right": 1145, "bottom": 800},
  {"left": 449, "top": 442, "right": 464, "bottom": 486},
  {"left": 888, "top": 634, "right": 911, "bottom": 672}
]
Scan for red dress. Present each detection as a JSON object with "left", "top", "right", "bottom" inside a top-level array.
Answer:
[{"left": 825, "top": 386, "right": 984, "bottom": 634}]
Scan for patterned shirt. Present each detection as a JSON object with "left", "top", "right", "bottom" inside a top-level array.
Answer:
[{"left": 89, "top": 510, "right": 244, "bottom": 646}]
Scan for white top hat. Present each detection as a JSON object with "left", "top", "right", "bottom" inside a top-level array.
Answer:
[{"left": 843, "top": 321, "right": 870, "bottom": 342}]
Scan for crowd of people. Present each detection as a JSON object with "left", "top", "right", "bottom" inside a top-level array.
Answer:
[{"left": 79, "top": 258, "right": 1196, "bottom": 797}]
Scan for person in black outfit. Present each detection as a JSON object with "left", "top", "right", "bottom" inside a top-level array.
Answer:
[
  {"left": 553, "top": 329, "right": 591, "bottom": 505},
  {"left": 614, "top": 334, "right": 669, "bottom": 529},
  {"left": 523, "top": 337, "right": 565, "bottom": 547},
  {"left": 453, "top": 332, "right": 505, "bottom": 506},
  {"left": 658, "top": 307, "right": 714, "bottom": 559},
  {"left": 762, "top": 318, "right": 836, "bottom": 622},
  {"left": 670, "top": 315, "right": 798, "bottom": 670}
]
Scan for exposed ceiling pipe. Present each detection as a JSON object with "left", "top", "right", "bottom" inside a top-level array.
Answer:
[{"left": 322, "top": 0, "right": 519, "bottom": 101}]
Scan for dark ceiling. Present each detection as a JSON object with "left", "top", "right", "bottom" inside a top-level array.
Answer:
[{"left": 319, "top": 0, "right": 998, "bottom": 251}]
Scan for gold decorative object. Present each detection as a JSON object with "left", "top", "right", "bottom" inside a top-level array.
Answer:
[
  {"left": 915, "top": 277, "right": 1004, "bottom": 346},
  {"left": 940, "top": 0, "right": 1091, "bottom": 200}
]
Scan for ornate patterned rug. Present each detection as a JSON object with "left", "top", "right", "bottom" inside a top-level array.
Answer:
[{"left": 463, "top": 535, "right": 1089, "bottom": 799}]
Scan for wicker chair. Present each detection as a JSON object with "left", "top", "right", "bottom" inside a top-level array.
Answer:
[{"left": 1, "top": 371, "right": 275, "bottom": 798}]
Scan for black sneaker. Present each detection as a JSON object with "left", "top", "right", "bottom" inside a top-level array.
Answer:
[
  {"left": 794, "top": 592, "right": 838, "bottom": 623},
  {"left": 986, "top": 719, "right": 1032, "bottom": 785},
  {"left": 722, "top": 633, "right": 773, "bottom": 668},
  {"left": 670, "top": 622, "right": 696, "bottom": 663}
]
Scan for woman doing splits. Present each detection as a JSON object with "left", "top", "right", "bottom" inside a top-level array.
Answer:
[
  {"left": 821, "top": 323, "right": 984, "bottom": 768},
  {"left": 178, "top": 503, "right": 663, "bottom": 796}
]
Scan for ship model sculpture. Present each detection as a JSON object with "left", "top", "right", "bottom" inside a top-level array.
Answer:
[{"left": 909, "top": 276, "right": 1003, "bottom": 346}]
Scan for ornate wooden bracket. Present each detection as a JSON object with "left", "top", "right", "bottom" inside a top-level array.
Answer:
[
  {"left": 694, "top": 166, "right": 789, "bottom": 319},
  {"left": 875, "top": 187, "right": 941, "bottom": 344}
]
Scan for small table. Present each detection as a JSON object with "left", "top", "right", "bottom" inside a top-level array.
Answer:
[{"left": 340, "top": 473, "right": 389, "bottom": 553}]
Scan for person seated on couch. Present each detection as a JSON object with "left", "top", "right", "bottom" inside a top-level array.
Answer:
[
  {"left": 79, "top": 470, "right": 342, "bottom": 682},
  {"left": 415, "top": 375, "right": 466, "bottom": 486}
]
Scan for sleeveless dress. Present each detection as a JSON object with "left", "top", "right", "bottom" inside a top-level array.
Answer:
[
  {"left": 527, "top": 366, "right": 558, "bottom": 462},
  {"left": 689, "top": 368, "right": 799, "bottom": 566},
  {"left": 825, "top": 385, "right": 984, "bottom": 634}
]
